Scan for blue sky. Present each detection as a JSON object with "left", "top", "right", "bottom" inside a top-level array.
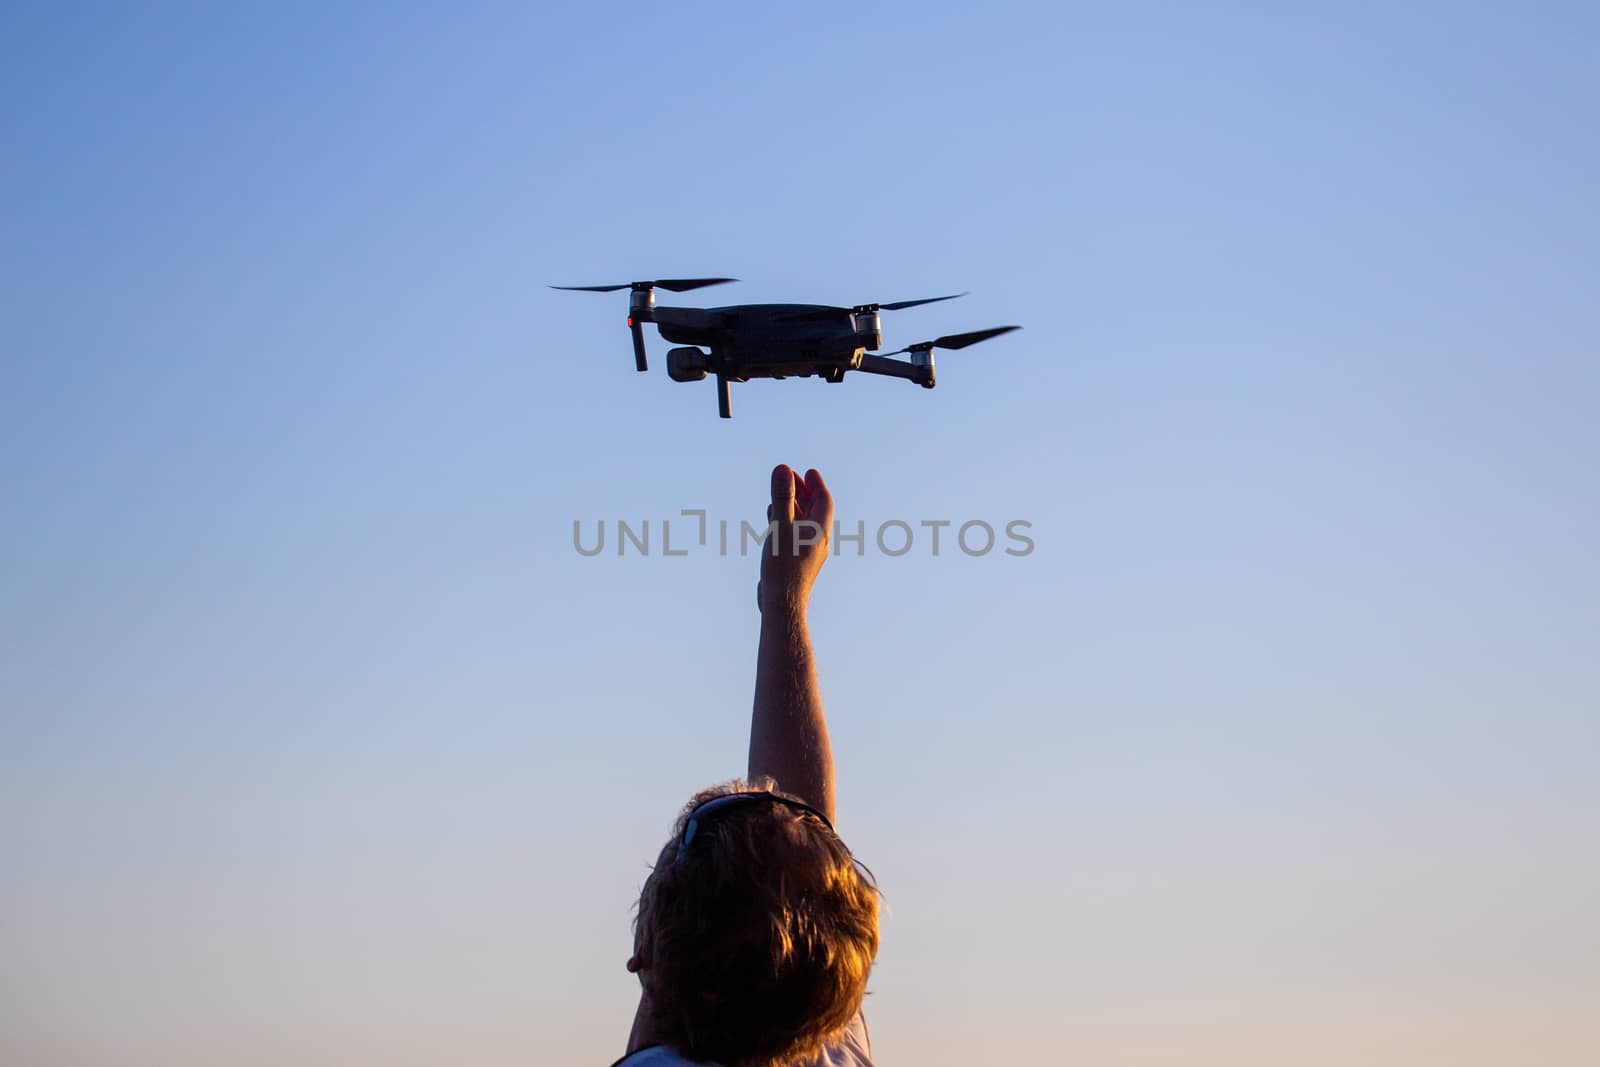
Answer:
[{"left": 3, "top": 4, "right": 1597, "bottom": 1065}]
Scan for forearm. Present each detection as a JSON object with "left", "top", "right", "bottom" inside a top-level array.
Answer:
[{"left": 747, "top": 604, "right": 836, "bottom": 822}]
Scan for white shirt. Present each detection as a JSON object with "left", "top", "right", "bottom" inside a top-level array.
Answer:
[{"left": 613, "top": 1011, "right": 873, "bottom": 1067}]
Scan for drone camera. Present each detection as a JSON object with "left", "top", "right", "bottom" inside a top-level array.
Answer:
[{"left": 667, "top": 346, "right": 709, "bottom": 383}]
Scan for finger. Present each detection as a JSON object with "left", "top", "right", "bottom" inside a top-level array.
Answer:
[
  {"left": 793, "top": 469, "right": 812, "bottom": 514},
  {"left": 789, "top": 469, "right": 806, "bottom": 531},
  {"left": 770, "top": 464, "right": 796, "bottom": 524},
  {"left": 803, "top": 468, "right": 833, "bottom": 528}
]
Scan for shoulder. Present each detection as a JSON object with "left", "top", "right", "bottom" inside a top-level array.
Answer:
[{"left": 814, "top": 1011, "right": 875, "bottom": 1067}]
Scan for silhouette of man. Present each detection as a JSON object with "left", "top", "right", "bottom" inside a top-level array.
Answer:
[{"left": 613, "top": 465, "right": 880, "bottom": 1067}]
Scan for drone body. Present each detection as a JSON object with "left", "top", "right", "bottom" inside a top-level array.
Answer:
[{"left": 554, "top": 278, "right": 1019, "bottom": 418}]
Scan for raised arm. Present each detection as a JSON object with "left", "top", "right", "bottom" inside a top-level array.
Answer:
[{"left": 748, "top": 464, "right": 836, "bottom": 823}]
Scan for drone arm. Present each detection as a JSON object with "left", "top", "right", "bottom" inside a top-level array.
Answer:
[{"left": 857, "top": 353, "right": 933, "bottom": 388}]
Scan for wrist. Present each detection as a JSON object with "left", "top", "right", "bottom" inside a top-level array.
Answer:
[{"left": 760, "top": 591, "right": 809, "bottom": 625}]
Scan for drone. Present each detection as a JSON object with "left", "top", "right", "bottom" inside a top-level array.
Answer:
[{"left": 552, "top": 277, "right": 1020, "bottom": 418}]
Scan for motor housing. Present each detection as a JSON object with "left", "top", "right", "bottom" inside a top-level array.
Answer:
[{"left": 854, "top": 310, "right": 882, "bottom": 350}]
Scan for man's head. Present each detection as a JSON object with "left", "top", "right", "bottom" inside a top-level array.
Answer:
[{"left": 629, "top": 780, "right": 880, "bottom": 1067}]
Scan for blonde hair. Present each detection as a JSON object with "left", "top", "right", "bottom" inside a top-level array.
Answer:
[{"left": 635, "top": 779, "right": 880, "bottom": 1067}]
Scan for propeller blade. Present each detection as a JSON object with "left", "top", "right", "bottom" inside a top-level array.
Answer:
[
  {"left": 776, "top": 292, "right": 967, "bottom": 321},
  {"left": 881, "top": 325, "right": 1021, "bottom": 356},
  {"left": 652, "top": 277, "right": 738, "bottom": 293},
  {"left": 875, "top": 292, "right": 966, "bottom": 311},
  {"left": 932, "top": 324, "right": 1022, "bottom": 350},
  {"left": 550, "top": 277, "right": 737, "bottom": 293}
]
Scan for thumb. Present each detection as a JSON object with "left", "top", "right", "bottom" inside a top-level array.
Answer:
[{"left": 770, "top": 464, "right": 796, "bottom": 524}]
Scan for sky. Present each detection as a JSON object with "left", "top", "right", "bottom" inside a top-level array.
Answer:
[{"left": 2, "top": 3, "right": 1597, "bottom": 1065}]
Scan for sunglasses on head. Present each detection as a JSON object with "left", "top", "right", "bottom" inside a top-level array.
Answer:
[{"left": 678, "top": 791, "right": 836, "bottom": 859}]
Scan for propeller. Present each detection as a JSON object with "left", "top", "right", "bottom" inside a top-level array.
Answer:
[
  {"left": 859, "top": 292, "right": 966, "bottom": 313},
  {"left": 551, "top": 277, "right": 737, "bottom": 371},
  {"left": 777, "top": 292, "right": 967, "bottom": 323},
  {"left": 549, "top": 277, "right": 737, "bottom": 293},
  {"left": 879, "top": 325, "right": 1021, "bottom": 357}
]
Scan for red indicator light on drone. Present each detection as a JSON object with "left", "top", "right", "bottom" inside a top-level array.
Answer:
[{"left": 627, "top": 316, "right": 634, "bottom": 327}]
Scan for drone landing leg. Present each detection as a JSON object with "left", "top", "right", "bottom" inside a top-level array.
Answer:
[
  {"left": 716, "top": 375, "right": 732, "bottom": 419},
  {"left": 630, "top": 320, "right": 649, "bottom": 372}
]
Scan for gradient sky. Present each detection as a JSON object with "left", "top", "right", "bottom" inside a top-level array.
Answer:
[{"left": 3, "top": 4, "right": 1597, "bottom": 1065}]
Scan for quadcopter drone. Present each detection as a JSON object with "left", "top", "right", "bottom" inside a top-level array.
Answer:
[{"left": 552, "top": 277, "right": 1020, "bottom": 418}]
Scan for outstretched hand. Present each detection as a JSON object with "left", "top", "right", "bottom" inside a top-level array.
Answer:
[{"left": 758, "top": 464, "right": 833, "bottom": 615}]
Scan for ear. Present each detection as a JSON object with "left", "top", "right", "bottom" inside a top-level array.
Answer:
[{"left": 628, "top": 925, "right": 654, "bottom": 975}]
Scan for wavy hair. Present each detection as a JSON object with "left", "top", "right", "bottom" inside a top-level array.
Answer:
[{"left": 634, "top": 779, "right": 880, "bottom": 1067}]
